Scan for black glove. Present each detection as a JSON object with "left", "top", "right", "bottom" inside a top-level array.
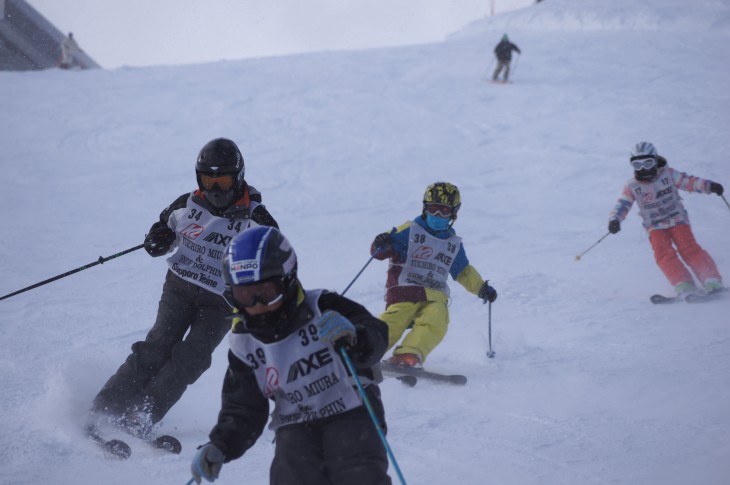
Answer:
[
  {"left": 608, "top": 219, "right": 621, "bottom": 234},
  {"left": 349, "top": 326, "right": 376, "bottom": 362},
  {"left": 373, "top": 232, "right": 391, "bottom": 251},
  {"left": 710, "top": 182, "right": 724, "bottom": 196},
  {"left": 478, "top": 282, "right": 497, "bottom": 303},
  {"left": 144, "top": 225, "right": 176, "bottom": 257}
]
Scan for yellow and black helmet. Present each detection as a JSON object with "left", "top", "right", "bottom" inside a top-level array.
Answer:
[{"left": 423, "top": 182, "right": 461, "bottom": 220}]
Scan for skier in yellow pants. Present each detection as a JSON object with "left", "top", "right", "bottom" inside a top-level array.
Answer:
[{"left": 370, "top": 182, "right": 497, "bottom": 368}]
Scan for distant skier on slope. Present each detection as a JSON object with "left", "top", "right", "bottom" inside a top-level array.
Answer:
[
  {"left": 608, "top": 141, "right": 725, "bottom": 298},
  {"left": 369, "top": 182, "right": 497, "bottom": 368},
  {"left": 492, "top": 33, "right": 521, "bottom": 83},
  {"left": 90, "top": 138, "right": 279, "bottom": 438},
  {"left": 190, "top": 227, "right": 391, "bottom": 485}
]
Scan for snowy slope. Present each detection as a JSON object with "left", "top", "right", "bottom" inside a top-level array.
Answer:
[{"left": 1, "top": 0, "right": 730, "bottom": 484}]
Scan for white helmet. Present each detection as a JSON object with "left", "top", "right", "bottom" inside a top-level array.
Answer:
[
  {"left": 630, "top": 141, "right": 659, "bottom": 182},
  {"left": 630, "top": 141, "right": 657, "bottom": 160}
]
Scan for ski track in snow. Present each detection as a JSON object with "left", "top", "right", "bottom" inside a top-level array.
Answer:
[{"left": 2, "top": 0, "right": 730, "bottom": 484}]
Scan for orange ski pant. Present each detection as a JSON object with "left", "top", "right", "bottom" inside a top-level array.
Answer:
[{"left": 648, "top": 223, "right": 721, "bottom": 286}]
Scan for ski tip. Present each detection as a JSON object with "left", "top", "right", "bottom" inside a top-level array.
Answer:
[
  {"left": 451, "top": 375, "right": 468, "bottom": 385},
  {"left": 104, "top": 439, "right": 132, "bottom": 460},
  {"left": 396, "top": 375, "right": 418, "bottom": 387},
  {"left": 650, "top": 294, "right": 679, "bottom": 304},
  {"left": 151, "top": 435, "right": 183, "bottom": 454}
]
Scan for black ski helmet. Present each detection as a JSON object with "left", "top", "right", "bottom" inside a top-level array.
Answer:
[
  {"left": 195, "top": 138, "right": 246, "bottom": 210},
  {"left": 630, "top": 141, "right": 659, "bottom": 182},
  {"left": 222, "top": 226, "right": 300, "bottom": 340}
]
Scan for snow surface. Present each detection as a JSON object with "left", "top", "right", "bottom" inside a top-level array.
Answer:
[{"left": 2, "top": 0, "right": 730, "bottom": 484}]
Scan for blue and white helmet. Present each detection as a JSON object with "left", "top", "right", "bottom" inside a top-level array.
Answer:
[{"left": 223, "top": 226, "right": 297, "bottom": 287}]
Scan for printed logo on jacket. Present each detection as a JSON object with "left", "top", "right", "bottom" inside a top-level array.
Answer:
[
  {"left": 398, "top": 223, "right": 462, "bottom": 297},
  {"left": 166, "top": 197, "right": 257, "bottom": 294},
  {"left": 229, "top": 291, "right": 363, "bottom": 430}
]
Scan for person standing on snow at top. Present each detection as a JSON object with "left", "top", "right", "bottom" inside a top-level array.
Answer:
[
  {"left": 369, "top": 182, "right": 497, "bottom": 368},
  {"left": 190, "top": 226, "right": 391, "bottom": 485},
  {"left": 59, "top": 32, "right": 82, "bottom": 69},
  {"left": 90, "top": 138, "right": 279, "bottom": 438},
  {"left": 492, "top": 33, "right": 521, "bottom": 83},
  {"left": 608, "top": 141, "right": 725, "bottom": 298}
]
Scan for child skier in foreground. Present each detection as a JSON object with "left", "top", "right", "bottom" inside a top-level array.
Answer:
[
  {"left": 608, "top": 141, "right": 725, "bottom": 297},
  {"left": 370, "top": 182, "right": 497, "bottom": 368},
  {"left": 190, "top": 226, "right": 392, "bottom": 485}
]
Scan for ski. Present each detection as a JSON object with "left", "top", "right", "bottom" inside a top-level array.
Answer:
[
  {"left": 380, "top": 362, "right": 467, "bottom": 385},
  {"left": 685, "top": 287, "right": 728, "bottom": 303},
  {"left": 87, "top": 425, "right": 132, "bottom": 460},
  {"left": 394, "top": 375, "right": 418, "bottom": 387},
  {"left": 650, "top": 294, "right": 681, "bottom": 304},
  {"left": 650, "top": 287, "right": 727, "bottom": 304},
  {"left": 87, "top": 424, "right": 182, "bottom": 457},
  {"left": 146, "top": 434, "right": 183, "bottom": 454}
]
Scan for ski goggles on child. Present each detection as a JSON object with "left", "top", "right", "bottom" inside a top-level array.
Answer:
[
  {"left": 424, "top": 203, "right": 455, "bottom": 218},
  {"left": 231, "top": 280, "right": 283, "bottom": 308},
  {"left": 630, "top": 157, "right": 657, "bottom": 171},
  {"left": 200, "top": 173, "right": 235, "bottom": 190}
]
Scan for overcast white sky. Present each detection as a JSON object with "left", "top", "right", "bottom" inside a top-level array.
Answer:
[{"left": 28, "top": 0, "right": 533, "bottom": 68}]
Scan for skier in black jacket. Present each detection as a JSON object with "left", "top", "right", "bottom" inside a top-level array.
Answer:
[
  {"left": 492, "top": 33, "right": 521, "bottom": 82},
  {"left": 90, "top": 138, "right": 278, "bottom": 437},
  {"left": 190, "top": 226, "right": 391, "bottom": 485}
]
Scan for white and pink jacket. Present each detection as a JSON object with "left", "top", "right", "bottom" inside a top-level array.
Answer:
[{"left": 609, "top": 166, "right": 714, "bottom": 232}]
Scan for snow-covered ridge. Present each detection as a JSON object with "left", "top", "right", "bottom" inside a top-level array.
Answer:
[{"left": 451, "top": 0, "right": 730, "bottom": 39}]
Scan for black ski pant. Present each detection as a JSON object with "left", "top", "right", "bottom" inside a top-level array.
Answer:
[
  {"left": 492, "top": 59, "right": 511, "bottom": 81},
  {"left": 270, "top": 386, "right": 392, "bottom": 485},
  {"left": 92, "top": 271, "right": 231, "bottom": 424}
]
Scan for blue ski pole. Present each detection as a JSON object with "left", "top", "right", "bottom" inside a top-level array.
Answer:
[
  {"left": 339, "top": 347, "right": 407, "bottom": 485},
  {"left": 339, "top": 253, "right": 406, "bottom": 484}
]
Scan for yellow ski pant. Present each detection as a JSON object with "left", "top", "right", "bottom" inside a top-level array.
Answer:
[{"left": 378, "top": 300, "right": 449, "bottom": 363}]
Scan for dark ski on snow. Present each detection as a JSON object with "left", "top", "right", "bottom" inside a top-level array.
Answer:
[
  {"left": 86, "top": 424, "right": 182, "bottom": 458},
  {"left": 650, "top": 294, "right": 681, "bottom": 304},
  {"left": 380, "top": 362, "right": 467, "bottom": 385},
  {"left": 394, "top": 375, "right": 418, "bottom": 387},
  {"left": 87, "top": 425, "right": 132, "bottom": 459}
]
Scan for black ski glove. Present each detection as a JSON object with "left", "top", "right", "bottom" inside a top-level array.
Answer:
[
  {"left": 608, "top": 219, "right": 621, "bottom": 234},
  {"left": 478, "top": 282, "right": 498, "bottom": 303},
  {"left": 144, "top": 225, "right": 176, "bottom": 257},
  {"left": 348, "top": 326, "right": 376, "bottom": 363},
  {"left": 373, "top": 232, "right": 392, "bottom": 251},
  {"left": 710, "top": 182, "right": 724, "bottom": 196}
]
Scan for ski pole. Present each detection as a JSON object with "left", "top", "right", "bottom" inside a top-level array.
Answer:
[
  {"left": 341, "top": 255, "right": 375, "bottom": 296},
  {"left": 185, "top": 479, "right": 195, "bottom": 485},
  {"left": 574, "top": 232, "right": 610, "bottom": 261},
  {"left": 338, "top": 248, "right": 406, "bottom": 483},
  {"left": 341, "top": 231, "right": 395, "bottom": 296},
  {"left": 721, "top": 194, "right": 730, "bottom": 212},
  {"left": 339, "top": 346, "right": 407, "bottom": 485},
  {"left": 0, "top": 243, "right": 145, "bottom": 302},
  {"left": 511, "top": 53, "right": 520, "bottom": 78},
  {"left": 485, "top": 300, "right": 495, "bottom": 358}
]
